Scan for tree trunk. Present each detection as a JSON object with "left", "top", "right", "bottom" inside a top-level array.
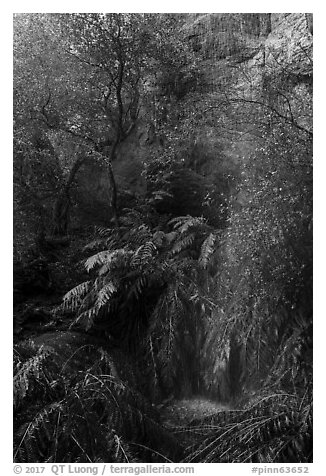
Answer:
[
  {"left": 52, "top": 190, "right": 71, "bottom": 236},
  {"left": 101, "top": 140, "right": 120, "bottom": 228},
  {"left": 51, "top": 156, "right": 85, "bottom": 236},
  {"left": 107, "top": 160, "right": 119, "bottom": 228}
]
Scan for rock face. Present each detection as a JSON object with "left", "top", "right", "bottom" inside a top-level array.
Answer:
[
  {"left": 266, "top": 14, "right": 312, "bottom": 76},
  {"left": 184, "top": 13, "right": 271, "bottom": 60},
  {"left": 186, "top": 12, "right": 312, "bottom": 176},
  {"left": 183, "top": 13, "right": 312, "bottom": 72}
]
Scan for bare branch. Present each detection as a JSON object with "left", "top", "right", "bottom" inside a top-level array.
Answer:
[{"left": 65, "top": 49, "right": 104, "bottom": 70}]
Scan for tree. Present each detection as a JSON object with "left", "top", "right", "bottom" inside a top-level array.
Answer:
[
  {"left": 14, "top": 13, "right": 87, "bottom": 237},
  {"left": 14, "top": 14, "right": 159, "bottom": 234}
]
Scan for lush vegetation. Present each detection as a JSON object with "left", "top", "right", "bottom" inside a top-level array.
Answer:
[{"left": 13, "top": 13, "right": 312, "bottom": 463}]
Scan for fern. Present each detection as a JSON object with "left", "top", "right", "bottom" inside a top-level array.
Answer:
[
  {"left": 85, "top": 250, "right": 121, "bottom": 272},
  {"left": 14, "top": 344, "right": 58, "bottom": 409},
  {"left": 184, "top": 393, "right": 312, "bottom": 463},
  {"left": 58, "top": 207, "right": 222, "bottom": 402},
  {"left": 14, "top": 334, "right": 182, "bottom": 463},
  {"left": 62, "top": 281, "right": 92, "bottom": 312},
  {"left": 83, "top": 235, "right": 119, "bottom": 252},
  {"left": 60, "top": 209, "right": 218, "bottom": 400},
  {"left": 71, "top": 306, "right": 99, "bottom": 331},
  {"left": 93, "top": 226, "right": 115, "bottom": 238},
  {"left": 168, "top": 215, "right": 206, "bottom": 234},
  {"left": 95, "top": 282, "right": 117, "bottom": 308},
  {"left": 131, "top": 241, "right": 157, "bottom": 267},
  {"left": 14, "top": 402, "right": 64, "bottom": 463},
  {"left": 170, "top": 232, "right": 195, "bottom": 255},
  {"left": 199, "top": 232, "right": 217, "bottom": 268},
  {"left": 126, "top": 225, "right": 152, "bottom": 246},
  {"left": 83, "top": 239, "right": 107, "bottom": 251}
]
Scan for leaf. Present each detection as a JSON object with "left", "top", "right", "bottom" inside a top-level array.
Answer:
[
  {"left": 62, "top": 281, "right": 92, "bottom": 311},
  {"left": 95, "top": 282, "right": 117, "bottom": 309},
  {"left": 199, "top": 232, "right": 217, "bottom": 268},
  {"left": 71, "top": 306, "right": 98, "bottom": 331},
  {"left": 168, "top": 215, "right": 206, "bottom": 234},
  {"left": 85, "top": 249, "right": 128, "bottom": 273},
  {"left": 131, "top": 241, "right": 156, "bottom": 267},
  {"left": 170, "top": 232, "right": 195, "bottom": 255}
]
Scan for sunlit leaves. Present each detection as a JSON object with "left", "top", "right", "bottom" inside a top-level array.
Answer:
[{"left": 213, "top": 121, "right": 312, "bottom": 390}]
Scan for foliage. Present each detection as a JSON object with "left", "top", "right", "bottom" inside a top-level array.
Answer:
[
  {"left": 14, "top": 13, "right": 312, "bottom": 464},
  {"left": 60, "top": 207, "right": 218, "bottom": 399},
  {"left": 14, "top": 332, "right": 181, "bottom": 463},
  {"left": 203, "top": 122, "right": 312, "bottom": 395},
  {"left": 185, "top": 392, "right": 312, "bottom": 463},
  {"left": 14, "top": 13, "right": 209, "bottom": 237}
]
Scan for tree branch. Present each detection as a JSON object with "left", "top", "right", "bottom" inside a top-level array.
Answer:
[{"left": 219, "top": 96, "right": 312, "bottom": 138}]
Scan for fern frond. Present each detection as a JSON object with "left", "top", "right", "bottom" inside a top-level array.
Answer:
[
  {"left": 199, "top": 232, "right": 217, "bottom": 268},
  {"left": 170, "top": 233, "right": 195, "bottom": 255},
  {"left": 94, "top": 226, "right": 115, "bottom": 238},
  {"left": 62, "top": 281, "right": 92, "bottom": 312},
  {"left": 95, "top": 282, "right": 117, "bottom": 309},
  {"left": 168, "top": 215, "right": 206, "bottom": 234},
  {"left": 131, "top": 241, "right": 157, "bottom": 267},
  {"left": 179, "top": 217, "right": 205, "bottom": 234},
  {"left": 14, "top": 345, "right": 56, "bottom": 408},
  {"left": 71, "top": 306, "right": 99, "bottom": 331},
  {"left": 85, "top": 249, "right": 130, "bottom": 273},
  {"left": 14, "top": 331, "right": 183, "bottom": 463},
  {"left": 167, "top": 216, "right": 191, "bottom": 228},
  {"left": 85, "top": 250, "right": 113, "bottom": 272},
  {"left": 127, "top": 225, "right": 152, "bottom": 247},
  {"left": 14, "top": 402, "right": 63, "bottom": 462},
  {"left": 83, "top": 239, "right": 106, "bottom": 251}
]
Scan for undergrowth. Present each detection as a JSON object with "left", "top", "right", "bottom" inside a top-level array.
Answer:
[{"left": 14, "top": 207, "right": 312, "bottom": 463}]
